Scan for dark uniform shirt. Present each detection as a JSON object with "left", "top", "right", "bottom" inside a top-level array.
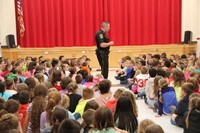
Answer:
[{"left": 95, "top": 29, "right": 110, "bottom": 51}]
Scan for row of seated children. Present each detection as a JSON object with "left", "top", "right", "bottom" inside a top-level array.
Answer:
[
  {"left": 1, "top": 89, "right": 199, "bottom": 133},
  {"left": 0, "top": 77, "right": 137, "bottom": 133},
  {"left": 1, "top": 87, "right": 199, "bottom": 133},
  {"left": 130, "top": 53, "right": 200, "bottom": 132},
  {"left": 0, "top": 54, "right": 92, "bottom": 82},
  {"left": 146, "top": 53, "right": 200, "bottom": 132},
  {"left": 0, "top": 54, "right": 136, "bottom": 133},
  {"left": 145, "top": 67, "right": 199, "bottom": 111},
  {"left": 116, "top": 52, "right": 200, "bottom": 94},
  {"left": 0, "top": 52, "right": 199, "bottom": 132},
  {"left": 0, "top": 55, "right": 95, "bottom": 132},
  {"left": 114, "top": 53, "right": 200, "bottom": 119},
  {"left": 0, "top": 55, "right": 140, "bottom": 133}
]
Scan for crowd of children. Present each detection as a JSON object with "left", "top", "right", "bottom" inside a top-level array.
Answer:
[
  {"left": 115, "top": 52, "right": 200, "bottom": 132},
  {"left": 0, "top": 52, "right": 200, "bottom": 133}
]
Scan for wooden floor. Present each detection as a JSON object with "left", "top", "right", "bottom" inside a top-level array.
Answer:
[{"left": 2, "top": 44, "right": 196, "bottom": 68}]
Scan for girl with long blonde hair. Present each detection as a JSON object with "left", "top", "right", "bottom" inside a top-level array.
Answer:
[
  {"left": 23, "top": 84, "right": 48, "bottom": 133},
  {"left": 40, "top": 92, "right": 61, "bottom": 132}
]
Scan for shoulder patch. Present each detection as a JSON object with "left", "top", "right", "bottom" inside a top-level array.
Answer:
[{"left": 99, "top": 34, "right": 103, "bottom": 39}]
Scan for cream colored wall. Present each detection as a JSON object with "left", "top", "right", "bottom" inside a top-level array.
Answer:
[
  {"left": 0, "top": 0, "right": 17, "bottom": 47},
  {"left": 198, "top": 0, "right": 200, "bottom": 39},
  {"left": 0, "top": 0, "right": 199, "bottom": 46},
  {"left": 182, "top": 0, "right": 200, "bottom": 41}
]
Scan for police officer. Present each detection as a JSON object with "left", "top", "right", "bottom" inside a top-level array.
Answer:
[{"left": 95, "top": 21, "right": 114, "bottom": 79}]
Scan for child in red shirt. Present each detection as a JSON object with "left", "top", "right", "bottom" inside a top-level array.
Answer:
[{"left": 18, "top": 90, "right": 29, "bottom": 126}]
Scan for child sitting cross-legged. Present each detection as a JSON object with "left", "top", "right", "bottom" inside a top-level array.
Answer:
[
  {"left": 135, "top": 66, "right": 149, "bottom": 98},
  {"left": 115, "top": 59, "right": 134, "bottom": 85},
  {"left": 145, "top": 68, "right": 157, "bottom": 105}
]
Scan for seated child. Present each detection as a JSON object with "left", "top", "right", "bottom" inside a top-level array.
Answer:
[
  {"left": 171, "top": 83, "right": 194, "bottom": 127},
  {"left": 135, "top": 66, "right": 149, "bottom": 98},
  {"left": 145, "top": 124, "right": 164, "bottom": 133},
  {"left": 106, "top": 88, "right": 125, "bottom": 113},
  {"left": 82, "top": 109, "right": 95, "bottom": 133},
  {"left": 121, "top": 60, "right": 135, "bottom": 84},
  {"left": 18, "top": 90, "right": 29, "bottom": 127},
  {"left": 93, "top": 74, "right": 104, "bottom": 84},
  {"left": 116, "top": 59, "right": 134, "bottom": 84},
  {"left": 67, "top": 83, "right": 82, "bottom": 113},
  {"left": 81, "top": 62, "right": 91, "bottom": 75},
  {"left": 84, "top": 75, "right": 95, "bottom": 88},
  {"left": 73, "top": 87, "right": 94, "bottom": 117},
  {"left": 147, "top": 76, "right": 162, "bottom": 110},
  {"left": 156, "top": 78, "right": 177, "bottom": 117},
  {"left": 145, "top": 68, "right": 156, "bottom": 104},
  {"left": 75, "top": 74, "right": 86, "bottom": 96},
  {"left": 138, "top": 119, "right": 155, "bottom": 133},
  {"left": 183, "top": 93, "right": 200, "bottom": 133},
  {"left": 184, "top": 66, "right": 196, "bottom": 80},
  {"left": 187, "top": 77, "right": 200, "bottom": 94}
]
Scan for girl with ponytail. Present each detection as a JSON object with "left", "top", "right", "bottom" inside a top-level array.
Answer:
[
  {"left": 184, "top": 94, "right": 200, "bottom": 133},
  {"left": 156, "top": 78, "right": 177, "bottom": 117},
  {"left": 43, "top": 106, "right": 68, "bottom": 133},
  {"left": 23, "top": 84, "right": 48, "bottom": 133},
  {"left": 67, "top": 82, "right": 82, "bottom": 113},
  {"left": 40, "top": 92, "right": 61, "bottom": 132}
]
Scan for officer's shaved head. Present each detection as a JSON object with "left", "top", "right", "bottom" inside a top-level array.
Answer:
[
  {"left": 101, "top": 21, "right": 110, "bottom": 33},
  {"left": 101, "top": 21, "right": 110, "bottom": 28}
]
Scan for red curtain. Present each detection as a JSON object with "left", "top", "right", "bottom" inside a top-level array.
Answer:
[{"left": 16, "top": 0, "right": 181, "bottom": 47}]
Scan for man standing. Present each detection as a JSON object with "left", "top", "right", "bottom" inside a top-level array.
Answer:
[{"left": 95, "top": 21, "right": 114, "bottom": 79}]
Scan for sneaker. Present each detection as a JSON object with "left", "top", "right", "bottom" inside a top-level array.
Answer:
[
  {"left": 153, "top": 108, "right": 158, "bottom": 113},
  {"left": 120, "top": 80, "right": 128, "bottom": 84},
  {"left": 115, "top": 76, "right": 121, "bottom": 80},
  {"left": 135, "top": 94, "right": 140, "bottom": 100},
  {"left": 120, "top": 76, "right": 127, "bottom": 80},
  {"left": 144, "top": 97, "right": 148, "bottom": 105},
  {"left": 170, "top": 106, "right": 176, "bottom": 114},
  {"left": 96, "top": 68, "right": 101, "bottom": 71}
]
